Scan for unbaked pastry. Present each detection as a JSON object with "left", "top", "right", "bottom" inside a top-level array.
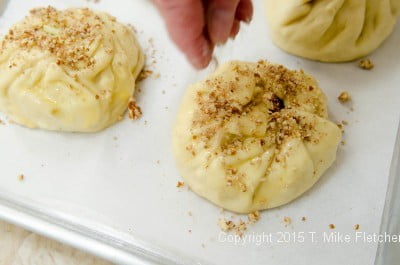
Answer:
[
  {"left": 265, "top": 0, "right": 400, "bottom": 62},
  {"left": 0, "top": 7, "right": 144, "bottom": 132},
  {"left": 173, "top": 61, "right": 341, "bottom": 213}
]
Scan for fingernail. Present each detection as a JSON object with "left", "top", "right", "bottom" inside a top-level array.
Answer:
[
  {"left": 189, "top": 42, "right": 212, "bottom": 69},
  {"left": 243, "top": 17, "right": 252, "bottom": 24}
]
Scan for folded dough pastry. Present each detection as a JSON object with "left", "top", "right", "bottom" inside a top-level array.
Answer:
[
  {"left": 265, "top": 0, "right": 400, "bottom": 62},
  {"left": 173, "top": 61, "right": 341, "bottom": 213},
  {"left": 0, "top": 7, "right": 144, "bottom": 132}
]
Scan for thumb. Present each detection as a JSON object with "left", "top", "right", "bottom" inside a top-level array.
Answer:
[{"left": 154, "top": 0, "right": 213, "bottom": 69}]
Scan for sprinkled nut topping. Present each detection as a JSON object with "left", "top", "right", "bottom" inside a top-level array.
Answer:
[
  {"left": 0, "top": 6, "right": 144, "bottom": 133},
  {"left": 174, "top": 60, "right": 342, "bottom": 213},
  {"left": 188, "top": 61, "right": 326, "bottom": 192},
  {"left": 0, "top": 7, "right": 111, "bottom": 70}
]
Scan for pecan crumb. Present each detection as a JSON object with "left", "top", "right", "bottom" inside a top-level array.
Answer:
[
  {"left": 329, "top": 224, "right": 335, "bottom": 229},
  {"left": 218, "top": 218, "right": 235, "bottom": 232},
  {"left": 359, "top": 59, "right": 374, "bottom": 70},
  {"left": 338, "top": 91, "right": 351, "bottom": 103},
  {"left": 248, "top": 211, "right": 260, "bottom": 224},
  {"left": 127, "top": 97, "right": 142, "bottom": 120},
  {"left": 18, "top": 174, "right": 24, "bottom": 181},
  {"left": 354, "top": 224, "right": 360, "bottom": 230},
  {"left": 301, "top": 216, "right": 306, "bottom": 222},
  {"left": 137, "top": 69, "right": 153, "bottom": 82},
  {"left": 283, "top": 216, "right": 291, "bottom": 225},
  {"left": 176, "top": 181, "right": 184, "bottom": 188}
]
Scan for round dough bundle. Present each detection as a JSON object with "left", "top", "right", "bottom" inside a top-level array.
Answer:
[
  {"left": 265, "top": 0, "right": 400, "bottom": 62},
  {"left": 0, "top": 7, "right": 144, "bottom": 132},
  {"left": 173, "top": 61, "right": 342, "bottom": 213}
]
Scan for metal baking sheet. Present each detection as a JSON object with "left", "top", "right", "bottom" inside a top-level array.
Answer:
[{"left": 0, "top": 0, "right": 399, "bottom": 264}]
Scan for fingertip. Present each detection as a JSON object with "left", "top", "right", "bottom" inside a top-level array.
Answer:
[
  {"left": 188, "top": 41, "right": 213, "bottom": 69},
  {"left": 230, "top": 20, "right": 241, "bottom": 39},
  {"left": 189, "top": 55, "right": 212, "bottom": 69},
  {"left": 236, "top": 0, "right": 253, "bottom": 23}
]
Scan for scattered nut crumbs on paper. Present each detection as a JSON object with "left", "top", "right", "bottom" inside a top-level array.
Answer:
[
  {"left": 18, "top": 174, "right": 24, "bottom": 181},
  {"left": 338, "top": 91, "right": 351, "bottom": 103},
  {"left": 217, "top": 219, "right": 247, "bottom": 237},
  {"left": 137, "top": 69, "right": 153, "bottom": 82},
  {"left": 354, "top": 224, "right": 360, "bottom": 230},
  {"left": 337, "top": 123, "right": 344, "bottom": 131},
  {"left": 176, "top": 181, "right": 184, "bottom": 188},
  {"left": 138, "top": 37, "right": 160, "bottom": 79},
  {"left": 248, "top": 211, "right": 260, "bottom": 224},
  {"left": 359, "top": 59, "right": 374, "bottom": 70},
  {"left": 283, "top": 216, "right": 291, "bottom": 225},
  {"left": 329, "top": 224, "right": 336, "bottom": 229},
  {"left": 218, "top": 211, "right": 261, "bottom": 237},
  {"left": 127, "top": 97, "right": 142, "bottom": 120},
  {"left": 301, "top": 217, "right": 307, "bottom": 222},
  {"left": 218, "top": 219, "right": 235, "bottom": 232}
]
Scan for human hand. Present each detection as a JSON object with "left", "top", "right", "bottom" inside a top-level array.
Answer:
[{"left": 154, "top": 0, "right": 253, "bottom": 69}]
